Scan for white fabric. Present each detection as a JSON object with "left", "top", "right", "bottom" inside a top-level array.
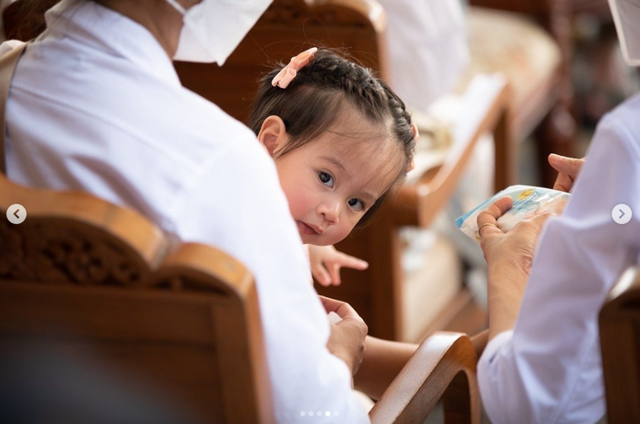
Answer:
[
  {"left": 165, "top": 0, "right": 271, "bottom": 64},
  {"left": 376, "top": 0, "right": 469, "bottom": 111},
  {"left": 2, "top": 1, "right": 369, "bottom": 422},
  {"left": 478, "top": 92, "right": 640, "bottom": 424},
  {"left": 608, "top": 0, "right": 640, "bottom": 66}
]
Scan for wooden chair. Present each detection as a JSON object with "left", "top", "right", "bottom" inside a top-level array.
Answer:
[
  {"left": 466, "top": 0, "right": 580, "bottom": 188},
  {"left": 0, "top": 174, "right": 481, "bottom": 423},
  {"left": 370, "top": 332, "right": 482, "bottom": 423},
  {"left": 599, "top": 265, "right": 640, "bottom": 424},
  {"left": 0, "top": 175, "right": 275, "bottom": 424},
  {"left": 173, "top": 0, "right": 390, "bottom": 123}
]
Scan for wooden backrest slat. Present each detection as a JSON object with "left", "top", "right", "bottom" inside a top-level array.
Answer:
[{"left": 0, "top": 174, "right": 274, "bottom": 423}]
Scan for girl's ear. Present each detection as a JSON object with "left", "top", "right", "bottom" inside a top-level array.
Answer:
[{"left": 257, "top": 115, "right": 288, "bottom": 157}]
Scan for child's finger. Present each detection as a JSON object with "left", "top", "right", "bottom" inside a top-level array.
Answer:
[
  {"left": 336, "top": 252, "right": 369, "bottom": 270},
  {"left": 312, "top": 264, "right": 332, "bottom": 287},
  {"left": 329, "top": 263, "right": 342, "bottom": 286}
]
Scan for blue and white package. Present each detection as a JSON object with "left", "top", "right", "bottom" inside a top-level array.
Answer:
[{"left": 455, "top": 185, "right": 570, "bottom": 241}]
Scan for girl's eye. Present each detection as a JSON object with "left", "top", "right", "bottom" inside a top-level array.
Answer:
[
  {"left": 348, "top": 198, "right": 365, "bottom": 212},
  {"left": 318, "top": 171, "right": 334, "bottom": 188}
]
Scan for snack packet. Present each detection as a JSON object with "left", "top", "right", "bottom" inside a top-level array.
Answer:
[{"left": 455, "top": 185, "right": 570, "bottom": 241}]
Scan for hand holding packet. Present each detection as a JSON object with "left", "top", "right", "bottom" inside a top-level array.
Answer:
[{"left": 455, "top": 185, "right": 570, "bottom": 241}]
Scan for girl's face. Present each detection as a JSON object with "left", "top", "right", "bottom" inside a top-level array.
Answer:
[{"left": 261, "top": 109, "right": 405, "bottom": 246}]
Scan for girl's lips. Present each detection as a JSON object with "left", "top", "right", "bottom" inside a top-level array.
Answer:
[{"left": 297, "top": 221, "right": 321, "bottom": 236}]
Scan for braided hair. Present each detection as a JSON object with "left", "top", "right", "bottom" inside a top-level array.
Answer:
[{"left": 248, "top": 49, "right": 416, "bottom": 225}]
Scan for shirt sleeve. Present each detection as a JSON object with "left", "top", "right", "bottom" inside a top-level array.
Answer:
[
  {"left": 478, "top": 105, "right": 640, "bottom": 424},
  {"left": 171, "top": 139, "right": 370, "bottom": 423}
]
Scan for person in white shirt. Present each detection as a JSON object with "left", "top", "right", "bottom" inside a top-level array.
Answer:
[
  {"left": 475, "top": 0, "right": 640, "bottom": 421},
  {"left": 1, "top": 0, "right": 386, "bottom": 422}
]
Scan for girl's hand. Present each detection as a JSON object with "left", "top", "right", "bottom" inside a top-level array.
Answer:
[
  {"left": 308, "top": 245, "right": 368, "bottom": 286},
  {"left": 548, "top": 154, "right": 586, "bottom": 193}
]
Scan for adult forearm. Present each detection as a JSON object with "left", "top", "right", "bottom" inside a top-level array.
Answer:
[
  {"left": 487, "top": 263, "right": 529, "bottom": 340},
  {"left": 353, "top": 336, "right": 417, "bottom": 400}
]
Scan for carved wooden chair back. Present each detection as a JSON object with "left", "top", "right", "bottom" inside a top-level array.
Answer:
[
  {"left": 173, "top": 0, "right": 389, "bottom": 123},
  {"left": 599, "top": 265, "right": 640, "bottom": 424},
  {"left": 0, "top": 175, "right": 274, "bottom": 424}
]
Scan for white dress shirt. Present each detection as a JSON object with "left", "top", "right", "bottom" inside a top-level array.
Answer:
[
  {"left": 3, "top": 1, "right": 369, "bottom": 422},
  {"left": 478, "top": 92, "right": 640, "bottom": 424}
]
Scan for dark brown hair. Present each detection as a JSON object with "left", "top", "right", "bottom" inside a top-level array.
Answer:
[{"left": 247, "top": 49, "right": 415, "bottom": 225}]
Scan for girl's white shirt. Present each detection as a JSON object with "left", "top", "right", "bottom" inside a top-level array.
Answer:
[
  {"left": 478, "top": 92, "right": 640, "bottom": 424},
  {"left": 3, "top": 1, "right": 368, "bottom": 422}
]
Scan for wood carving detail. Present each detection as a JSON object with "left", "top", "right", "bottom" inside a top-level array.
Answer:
[
  {"left": 1, "top": 220, "right": 230, "bottom": 295},
  {"left": 0, "top": 220, "right": 146, "bottom": 287}
]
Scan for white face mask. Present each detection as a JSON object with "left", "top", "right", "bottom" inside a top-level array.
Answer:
[
  {"left": 608, "top": 0, "right": 640, "bottom": 66},
  {"left": 166, "top": 0, "right": 272, "bottom": 65}
]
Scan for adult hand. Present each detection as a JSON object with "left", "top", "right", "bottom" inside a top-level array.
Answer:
[
  {"left": 548, "top": 154, "right": 585, "bottom": 192},
  {"left": 478, "top": 197, "right": 550, "bottom": 276},
  {"left": 477, "top": 197, "right": 551, "bottom": 338},
  {"left": 308, "top": 245, "right": 368, "bottom": 286},
  {"left": 319, "top": 296, "right": 368, "bottom": 376}
]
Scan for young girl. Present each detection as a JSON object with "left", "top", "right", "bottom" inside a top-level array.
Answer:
[{"left": 248, "top": 48, "right": 416, "bottom": 286}]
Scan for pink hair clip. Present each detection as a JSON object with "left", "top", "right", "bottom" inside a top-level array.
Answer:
[{"left": 271, "top": 47, "right": 318, "bottom": 89}]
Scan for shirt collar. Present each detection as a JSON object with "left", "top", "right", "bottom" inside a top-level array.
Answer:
[{"left": 43, "top": 0, "right": 182, "bottom": 86}]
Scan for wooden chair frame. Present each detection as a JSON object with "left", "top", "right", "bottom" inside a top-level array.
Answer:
[
  {"left": 599, "top": 265, "right": 640, "bottom": 424},
  {"left": 1, "top": 174, "right": 481, "bottom": 423},
  {"left": 0, "top": 174, "right": 275, "bottom": 424},
  {"left": 468, "top": 0, "right": 578, "bottom": 187}
]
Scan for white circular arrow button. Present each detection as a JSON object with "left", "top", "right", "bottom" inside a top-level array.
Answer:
[
  {"left": 612, "top": 204, "right": 632, "bottom": 225},
  {"left": 6, "top": 203, "right": 27, "bottom": 225}
]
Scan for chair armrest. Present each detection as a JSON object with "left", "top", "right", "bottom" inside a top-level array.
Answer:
[
  {"left": 369, "top": 332, "right": 480, "bottom": 424},
  {"left": 390, "top": 75, "right": 511, "bottom": 228}
]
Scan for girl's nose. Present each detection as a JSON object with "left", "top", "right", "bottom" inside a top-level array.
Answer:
[{"left": 318, "top": 201, "right": 339, "bottom": 224}]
